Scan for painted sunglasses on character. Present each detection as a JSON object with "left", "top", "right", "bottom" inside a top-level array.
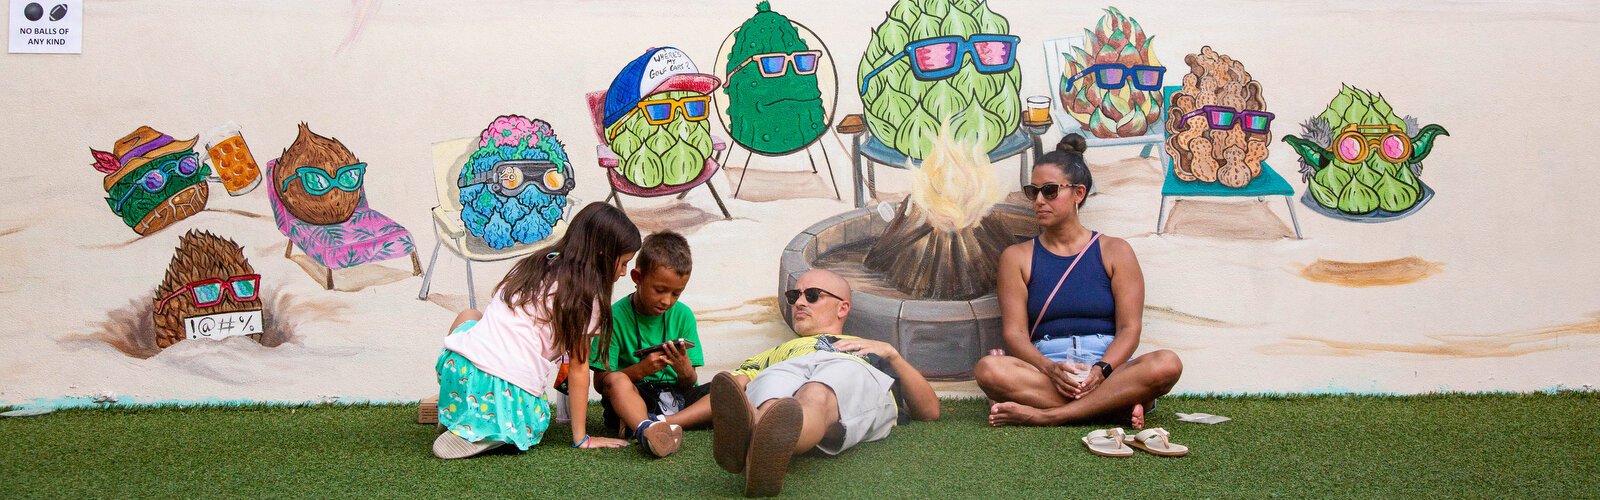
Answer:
[
  {"left": 155, "top": 274, "right": 261, "bottom": 314},
  {"left": 1176, "top": 106, "right": 1275, "bottom": 135},
  {"left": 109, "top": 153, "right": 203, "bottom": 211},
  {"left": 1061, "top": 63, "right": 1165, "bottom": 92},
  {"left": 457, "top": 159, "right": 574, "bottom": 197},
  {"left": 608, "top": 96, "right": 711, "bottom": 141},
  {"left": 281, "top": 163, "right": 366, "bottom": 196},
  {"left": 859, "top": 34, "right": 1019, "bottom": 95},
  {"left": 724, "top": 50, "right": 822, "bottom": 86},
  {"left": 1330, "top": 124, "right": 1414, "bottom": 163}
]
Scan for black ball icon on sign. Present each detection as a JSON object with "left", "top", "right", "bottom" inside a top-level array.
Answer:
[
  {"left": 49, "top": 4, "right": 67, "bottom": 22},
  {"left": 23, "top": 3, "right": 43, "bottom": 21}
]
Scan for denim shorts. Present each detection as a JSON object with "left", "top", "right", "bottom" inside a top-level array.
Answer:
[{"left": 1034, "top": 334, "right": 1115, "bottom": 363}]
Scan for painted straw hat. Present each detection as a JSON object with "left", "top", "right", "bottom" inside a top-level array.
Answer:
[{"left": 102, "top": 126, "right": 200, "bottom": 191}]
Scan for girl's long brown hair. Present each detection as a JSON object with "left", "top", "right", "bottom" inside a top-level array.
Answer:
[{"left": 496, "top": 202, "right": 640, "bottom": 363}]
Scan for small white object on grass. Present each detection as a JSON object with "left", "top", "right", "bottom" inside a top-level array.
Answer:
[{"left": 1175, "top": 412, "right": 1230, "bottom": 424}]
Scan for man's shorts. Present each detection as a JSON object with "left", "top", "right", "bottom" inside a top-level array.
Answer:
[
  {"left": 601, "top": 381, "right": 710, "bottom": 431},
  {"left": 745, "top": 352, "right": 898, "bottom": 455}
]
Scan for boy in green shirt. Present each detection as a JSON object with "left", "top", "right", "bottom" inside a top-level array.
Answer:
[{"left": 592, "top": 231, "right": 709, "bottom": 458}]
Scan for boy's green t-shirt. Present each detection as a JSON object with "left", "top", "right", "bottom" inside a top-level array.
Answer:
[{"left": 590, "top": 295, "right": 703, "bottom": 385}]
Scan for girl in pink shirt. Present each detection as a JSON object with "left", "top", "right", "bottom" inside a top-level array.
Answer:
[{"left": 432, "top": 203, "right": 641, "bottom": 459}]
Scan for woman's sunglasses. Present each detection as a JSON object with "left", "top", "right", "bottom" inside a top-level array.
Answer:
[
  {"left": 458, "top": 160, "right": 574, "bottom": 197},
  {"left": 1061, "top": 63, "right": 1165, "bottom": 92},
  {"left": 110, "top": 153, "right": 202, "bottom": 211},
  {"left": 724, "top": 50, "right": 821, "bottom": 86},
  {"left": 1176, "top": 106, "right": 1274, "bottom": 135},
  {"left": 1022, "top": 182, "right": 1082, "bottom": 201},
  {"left": 785, "top": 287, "right": 845, "bottom": 304},
  {"left": 859, "top": 34, "right": 1019, "bottom": 95},
  {"left": 155, "top": 274, "right": 261, "bottom": 314},
  {"left": 282, "top": 163, "right": 366, "bottom": 196}
]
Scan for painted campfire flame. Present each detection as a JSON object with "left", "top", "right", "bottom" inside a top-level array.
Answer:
[{"left": 864, "top": 123, "right": 1015, "bottom": 300}]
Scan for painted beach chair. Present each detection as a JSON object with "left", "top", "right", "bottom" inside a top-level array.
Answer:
[
  {"left": 267, "top": 159, "right": 420, "bottom": 289},
  {"left": 1155, "top": 85, "right": 1303, "bottom": 239},
  {"left": 833, "top": 115, "right": 1049, "bottom": 209},
  {"left": 414, "top": 137, "right": 572, "bottom": 309},
  {"left": 583, "top": 91, "right": 732, "bottom": 219},
  {"left": 1043, "top": 35, "right": 1166, "bottom": 160}
]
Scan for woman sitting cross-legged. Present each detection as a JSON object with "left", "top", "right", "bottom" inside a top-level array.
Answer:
[{"left": 974, "top": 133, "right": 1183, "bottom": 428}]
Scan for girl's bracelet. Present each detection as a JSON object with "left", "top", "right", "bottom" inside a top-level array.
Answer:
[{"left": 571, "top": 435, "right": 590, "bottom": 448}]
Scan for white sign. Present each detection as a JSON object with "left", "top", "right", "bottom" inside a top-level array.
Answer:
[
  {"left": 184, "top": 310, "right": 265, "bottom": 341},
  {"left": 9, "top": 0, "right": 80, "bottom": 54}
]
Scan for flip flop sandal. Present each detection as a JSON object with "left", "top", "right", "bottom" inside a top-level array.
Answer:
[
  {"left": 744, "top": 397, "right": 803, "bottom": 498},
  {"left": 1082, "top": 427, "right": 1134, "bottom": 458},
  {"left": 1123, "top": 427, "right": 1189, "bottom": 457},
  {"left": 711, "top": 372, "right": 754, "bottom": 474},
  {"left": 432, "top": 430, "right": 504, "bottom": 459}
]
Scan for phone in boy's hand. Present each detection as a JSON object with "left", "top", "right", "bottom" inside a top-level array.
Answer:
[{"left": 633, "top": 338, "right": 695, "bottom": 359}]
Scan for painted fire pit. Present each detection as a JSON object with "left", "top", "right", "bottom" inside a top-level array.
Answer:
[{"left": 778, "top": 204, "right": 1039, "bottom": 380}]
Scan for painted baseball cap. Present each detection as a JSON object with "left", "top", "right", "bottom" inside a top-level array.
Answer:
[{"left": 602, "top": 47, "right": 720, "bottom": 129}]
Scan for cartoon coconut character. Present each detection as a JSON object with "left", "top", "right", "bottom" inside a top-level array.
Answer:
[
  {"left": 273, "top": 123, "right": 364, "bottom": 225},
  {"left": 857, "top": 0, "right": 1021, "bottom": 160},
  {"left": 152, "top": 230, "right": 264, "bottom": 348},
  {"left": 91, "top": 126, "right": 211, "bottom": 235},
  {"left": 1164, "top": 46, "right": 1272, "bottom": 189},
  {"left": 603, "top": 47, "right": 721, "bottom": 189},
  {"left": 1284, "top": 85, "right": 1449, "bottom": 220},
  {"left": 1059, "top": 6, "right": 1165, "bottom": 138},
  {"left": 458, "top": 115, "right": 574, "bottom": 249},
  {"left": 720, "top": 1, "right": 831, "bottom": 156}
]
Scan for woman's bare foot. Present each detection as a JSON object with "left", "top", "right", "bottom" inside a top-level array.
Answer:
[
  {"left": 1130, "top": 403, "right": 1145, "bottom": 429},
  {"left": 989, "top": 402, "right": 1050, "bottom": 426}
]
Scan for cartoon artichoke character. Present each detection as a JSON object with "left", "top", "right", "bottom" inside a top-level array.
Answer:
[
  {"left": 858, "top": 0, "right": 1022, "bottom": 160},
  {"left": 1059, "top": 6, "right": 1164, "bottom": 138},
  {"left": 608, "top": 91, "right": 716, "bottom": 188},
  {"left": 458, "top": 115, "right": 572, "bottom": 249},
  {"left": 724, "top": 1, "right": 828, "bottom": 155},
  {"left": 1284, "top": 85, "right": 1449, "bottom": 217}
]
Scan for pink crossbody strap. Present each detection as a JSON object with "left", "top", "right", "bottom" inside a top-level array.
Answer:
[{"left": 1028, "top": 232, "right": 1102, "bottom": 339}]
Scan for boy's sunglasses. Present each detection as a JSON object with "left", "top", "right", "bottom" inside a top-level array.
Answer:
[
  {"left": 785, "top": 287, "right": 845, "bottom": 304},
  {"left": 859, "top": 34, "right": 1019, "bottom": 95},
  {"left": 607, "top": 95, "right": 711, "bottom": 141},
  {"left": 1177, "top": 106, "right": 1274, "bottom": 135},
  {"left": 1022, "top": 182, "right": 1082, "bottom": 201},
  {"left": 111, "top": 153, "right": 203, "bottom": 211},
  {"left": 282, "top": 163, "right": 366, "bottom": 196},
  {"left": 1061, "top": 63, "right": 1165, "bottom": 92},
  {"left": 458, "top": 160, "right": 574, "bottom": 197},
  {"left": 1332, "top": 124, "right": 1412, "bottom": 163},
  {"left": 724, "top": 50, "right": 821, "bottom": 86},
  {"left": 155, "top": 274, "right": 261, "bottom": 314}
]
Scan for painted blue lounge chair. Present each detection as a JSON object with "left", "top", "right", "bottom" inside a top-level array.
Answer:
[{"left": 1155, "top": 85, "right": 1303, "bottom": 239}]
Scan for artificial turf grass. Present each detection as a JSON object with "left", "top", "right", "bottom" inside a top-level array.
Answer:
[{"left": 0, "top": 393, "right": 1596, "bottom": 498}]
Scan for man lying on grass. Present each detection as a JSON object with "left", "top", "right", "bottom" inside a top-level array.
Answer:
[{"left": 711, "top": 269, "right": 940, "bottom": 497}]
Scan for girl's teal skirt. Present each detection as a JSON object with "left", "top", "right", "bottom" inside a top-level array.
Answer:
[{"left": 436, "top": 319, "right": 552, "bottom": 450}]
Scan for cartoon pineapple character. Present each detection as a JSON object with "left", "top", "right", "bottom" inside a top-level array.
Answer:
[{"left": 1058, "top": 7, "right": 1165, "bottom": 138}]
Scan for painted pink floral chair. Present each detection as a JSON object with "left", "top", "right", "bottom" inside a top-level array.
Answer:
[{"left": 267, "top": 159, "right": 420, "bottom": 289}]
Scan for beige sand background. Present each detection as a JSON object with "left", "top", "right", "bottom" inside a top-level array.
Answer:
[{"left": 1, "top": 0, "right": 1597, "bottom": 405}]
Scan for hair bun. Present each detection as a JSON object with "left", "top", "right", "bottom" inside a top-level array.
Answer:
[{"left": 1057, "top": 133, "right": 1088, "bottom": 155}]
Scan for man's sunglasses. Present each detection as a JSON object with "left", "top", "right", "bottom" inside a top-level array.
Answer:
[
  {"left": 724, "top": 50, "right": 822, "bottom": 86},
  {"left": 1177, "top": 106, "right": 1274, "bottom": 135},
  {"left": 1022, "top": 182, "right": 1082, "bottom": 201},
  {"left": 785, "top": 287, "right": 845, "bottom": 304},
  {"left": 458, "top": 160, "right": 574, "bottom": 197},
  {"left": 155, "top": 274, "right": 261, "bottom": 314}
]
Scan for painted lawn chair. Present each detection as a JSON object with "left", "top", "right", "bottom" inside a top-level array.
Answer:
[
  {"left": 1043, "top": 35, "right": 1166, "bottom": 159},
  {"left": 583, "top": 91, "right": 732, "bottom": 219},
  {"left": 414, "top": 138, "right": 574, "bottom": 309},
  {"left": 267, "top": 159, "right": 420, "bottom": 289},
  {"left": 1155, "top": 85, "right": 1303, "bottom": 239}
]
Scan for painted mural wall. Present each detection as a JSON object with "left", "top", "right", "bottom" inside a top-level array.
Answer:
[{"left": 1, "top": 0, "right": 1595, "bottom": 407}]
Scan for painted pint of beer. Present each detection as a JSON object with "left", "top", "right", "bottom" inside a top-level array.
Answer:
[
  {"left": 202, "top": 122, "right": 262, "bottom": 196},
  {"left": 1024, "top": 96, "right": 1052, "bottom": 126}
]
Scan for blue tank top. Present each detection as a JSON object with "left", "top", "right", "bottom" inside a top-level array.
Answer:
[{"left": 1026, "top": 233, "right": 1116, "bottom": 342}]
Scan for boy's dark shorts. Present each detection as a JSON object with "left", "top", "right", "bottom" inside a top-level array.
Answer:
[{"left": 601, "top": 381, "right": 711, "bottom": 431}]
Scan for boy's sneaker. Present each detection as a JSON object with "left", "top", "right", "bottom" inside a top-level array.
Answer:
[
  {"left": 743, "top": 397, "right": 802, "bottom": 498},
  {"left": 636, "top": 415, "right": 683, "bottom": 458},
  {"left": 711, "top": 372, "right": 755, "bottom": 473}
]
